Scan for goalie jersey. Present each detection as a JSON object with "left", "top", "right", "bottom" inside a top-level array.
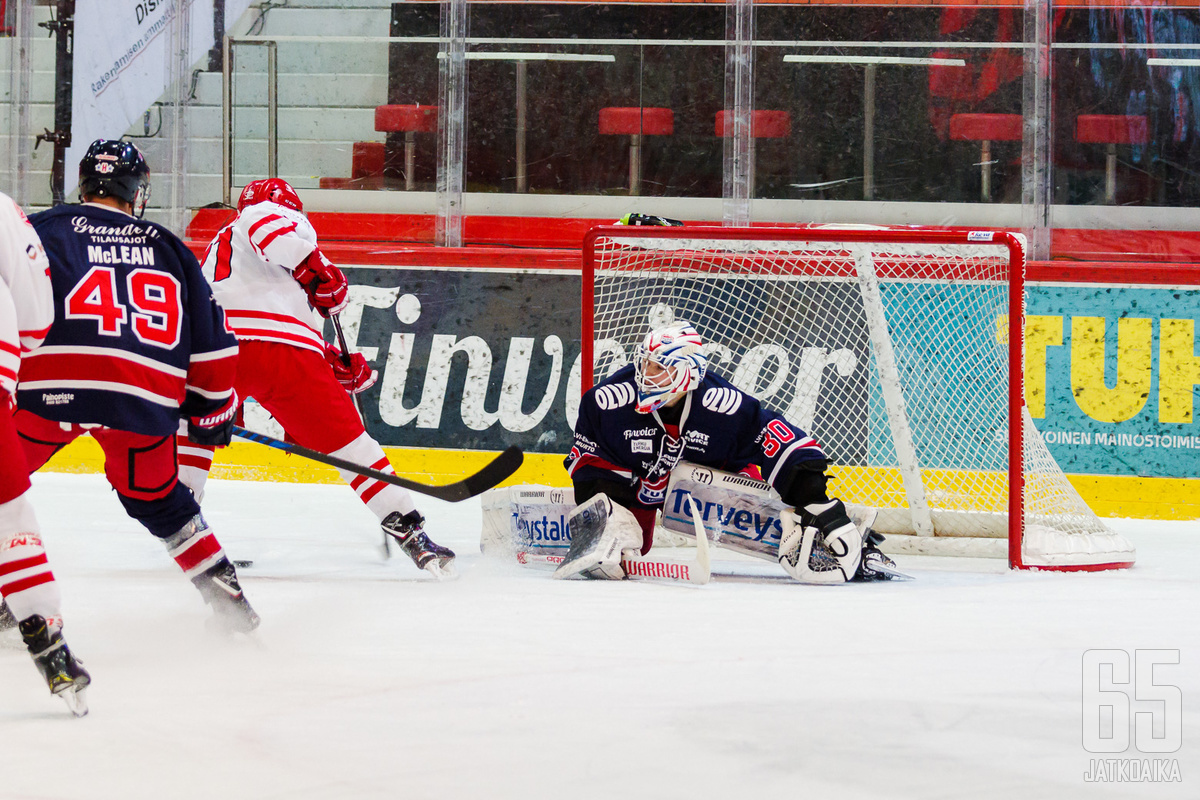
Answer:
[
  {"left": 565, "top": 364, "right": 827, "bottom": 510},
  {"left": 199, "top": 201, "right": 325, "bottom": 356},
  {"left": 21, "top": 203, "right": 238, "bottom": 436}
]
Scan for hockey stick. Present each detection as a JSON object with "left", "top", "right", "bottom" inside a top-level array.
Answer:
[
  {"left": 686, "top": 498, "right": 713, "bottom": 586},
  {"left": 330, "top": 314, "right": 363, "bottom": 418},
  {"left": 232, "top": 426, "right": 524, "bottom": 503},
  {"left": 514, "top": 550, "right": 705, "bottom": 585}
]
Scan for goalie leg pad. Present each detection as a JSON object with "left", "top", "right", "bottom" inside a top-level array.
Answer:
[
  {"left": 777, "top": 499, "right": 865, "bottom": 585},
  {"left": 553, "top": 494, "right": 642, "bottom": 580}
]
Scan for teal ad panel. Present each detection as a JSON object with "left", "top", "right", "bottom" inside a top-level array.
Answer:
[{"left": 1028, "top": 283, "right": 1200, "bottom": 478}]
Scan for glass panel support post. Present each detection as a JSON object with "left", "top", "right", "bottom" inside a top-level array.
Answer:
[
  {"left": 722, "top": 0, "right": 754, "bottom": 226},
  {"left": 437, "top": 0, "right": 468, "bottom": 248}
]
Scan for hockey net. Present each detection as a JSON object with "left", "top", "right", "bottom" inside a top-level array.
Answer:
[{"left": 581, "top": 225, "right": 1134, "bottom": 570}]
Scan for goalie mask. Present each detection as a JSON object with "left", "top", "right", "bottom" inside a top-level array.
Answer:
[
  {"left": 78, "top": 139, "right": 151, "bottom": 218},
  {"left": 237, "top": 178, "right": 303, "bottom": 213},
  {"left": 633, "top": 321, "right": 707, "bottom": 414}
]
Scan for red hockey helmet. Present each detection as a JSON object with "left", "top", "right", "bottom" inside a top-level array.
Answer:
[{"left": 237, "top": 178, "right": 303, "bottom": 213}]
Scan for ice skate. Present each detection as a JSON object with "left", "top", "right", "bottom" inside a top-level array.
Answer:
[
  {"left": 382, "top": 511, "right": 456, "bottom": 578},
  {"left": 19, "top": 615, "right": 90, "bottom": 717},
  {"left": 853, "top": 532, "right": 912, "bottom": 581},
  {"left": 192, "top": 558, "right": 261, "bottom": 633}
]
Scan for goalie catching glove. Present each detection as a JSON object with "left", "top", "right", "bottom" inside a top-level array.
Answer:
[
  {"left": 777, "top": 499, "right": 866, "bottom": 585},
  {"left": 553, "top": 493, "right": 642, "bottom": 580},
  {"left": 777, "top": 499, "right": 904, "bottom": 583},
  {"left": 324, "top": 342, "right": 377, "bottom": 394},
  {"left": 292, "top": 248, "right": 348, "bottom": 317}
]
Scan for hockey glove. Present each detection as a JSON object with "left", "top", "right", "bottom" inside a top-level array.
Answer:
[
  {"left": 324, "top": 342, "right": 377, "bottom": 394},
  {"left": 187, "top": 391, "right": 239, "bottom": 447},
  {"left": 777, "top": 498, "right": 865, "bottom": 585},
  {"left": 292, "top": 248, "right": 349, "bottom": 317}
]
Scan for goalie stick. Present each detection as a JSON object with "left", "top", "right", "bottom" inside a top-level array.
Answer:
[
  {"left": 686, "top": 495, "right": 712, "bottom": 586},
  {"left": 232, "top": 426, "right": 524, "bottom": 502},
  {"left": 514, "top": 551, "right": 708, "bottom": 585}
]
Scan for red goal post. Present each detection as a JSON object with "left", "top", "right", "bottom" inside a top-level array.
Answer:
[{"left": 581, "top": 224, "right": 1134, "bottom": 571}]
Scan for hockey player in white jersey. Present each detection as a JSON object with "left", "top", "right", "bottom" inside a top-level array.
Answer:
[
  {"left": 0, "top": 191, "right": 90, "bottom": 716},
  {"left": 182, "top": 178, "right": 454, "bottom": 576}
]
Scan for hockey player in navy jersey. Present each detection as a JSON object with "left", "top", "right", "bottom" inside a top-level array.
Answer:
[
  {"left": 17, "top": 139, "right": 259, "bottom": 632},
  {"left": 559, "top": 320, "right": 898, "bottom": 583}
]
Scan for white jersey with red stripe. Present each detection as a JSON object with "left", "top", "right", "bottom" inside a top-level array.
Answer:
[
  {"left": 200, "top": 201, "right": 325, "bottom": 355},
  {"left": 0, "top": 192, "right": 53, "bottom": 396}
]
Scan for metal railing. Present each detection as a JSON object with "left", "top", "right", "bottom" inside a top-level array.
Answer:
[{"left": 222, "top": 35, "right": 278, "bottom": 207}]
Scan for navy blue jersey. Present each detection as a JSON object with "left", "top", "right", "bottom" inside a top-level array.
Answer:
[
  {"left": 565, "top": 364, "right": 827, "bottom": 509},
  {"left": 19, "top": 204, "right": 238, "bottom": 436}
]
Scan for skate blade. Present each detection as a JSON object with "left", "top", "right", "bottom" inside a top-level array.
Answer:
[
  {"left": 57, "top": 685, "right": 89, "bottom": 717},
  {"left": 424, "top": 559, "right": 458, "bottom": 581},
  {"left": 868, "top": 562, "right": 914, "bottom": 581}
]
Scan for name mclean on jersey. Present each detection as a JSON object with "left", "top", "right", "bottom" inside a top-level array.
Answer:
[{"left": 87, "top": 245, "right": 156, "bottom": 266}]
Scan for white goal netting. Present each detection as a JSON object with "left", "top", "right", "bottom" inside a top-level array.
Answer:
[{"left": 583, "top": 225, "right": 1134, "bottom": 570}]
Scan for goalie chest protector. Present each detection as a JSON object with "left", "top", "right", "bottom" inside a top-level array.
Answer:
[{"left": 566, "top": 364, "right": 827, "bottom": 497}]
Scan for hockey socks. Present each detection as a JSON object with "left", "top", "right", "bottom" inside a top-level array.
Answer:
[
  {"left": 331, "top": 432, "right": 417, "bottom": 520},
  {"left": 164, "top": 514, "right": 260, "bottom": 632},
  {"left": 0, "top": 493, "right": 62, "bottom": 628}
]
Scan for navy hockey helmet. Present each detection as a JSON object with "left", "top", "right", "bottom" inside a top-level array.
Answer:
[{"left": 79, "top": 139, "right": 151, "bottom": 218}]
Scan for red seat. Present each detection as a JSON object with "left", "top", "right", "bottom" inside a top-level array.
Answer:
[
  {"left": 714, "top": 110, "right": 791, "bottom": 139},
  {"left": 599, "top": 107, "right": 674, "bottom": 137},
  {"left": 950, "top": 113, "right": 1021, "bottom": 202},
  {"left": 715, "top": 111, "right": 792, "bottom": 193},
  {"left": 1075, "top": 114, "right": 1149, "bottom": 145},
  {"left": 375, "top": 105, "right": 440, "bottom": 190},
  {"left": 599, "top": 107, "right": 674, "bottom": 196},
  {"left": 375, "top": 105, "right": 439, "bottom": 134},
  {"left": 1075, "top": 115, "right": 1149, "bottom": 204},
  {"left": 950, "top": 113, "right": 1021, "bottom": 143}
]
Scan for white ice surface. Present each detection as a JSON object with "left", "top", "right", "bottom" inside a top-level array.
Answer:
[{"left": 2, "top": 472, "right": 1197, "bottom": 800}]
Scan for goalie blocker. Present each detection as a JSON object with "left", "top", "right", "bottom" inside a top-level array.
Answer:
[{"left": 480, "top": 462, "right": 905, "bottom": 583}]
